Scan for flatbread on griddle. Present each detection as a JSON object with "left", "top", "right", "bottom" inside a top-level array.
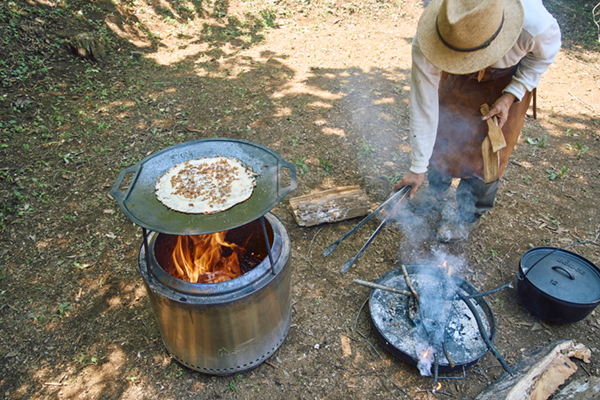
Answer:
[{"left": 155, "top": 156, "right": 255, "bottom": 214}]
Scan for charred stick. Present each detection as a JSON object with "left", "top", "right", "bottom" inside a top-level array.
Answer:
[
  {"left": 353, "top": 279, "right": 414, "bottom": 297},
  {"left": 437, "top": 365, "right": 466, "bottom": 380},
  {"left": 401, "top": 264, "right": 420, "bottom": 304},
  {"left": 415, "top": 390, "right": 458, "bottom": 398},
  {"left": 442, "top": 331, "right": 456, "bottom": 369},
  {"left": 457, "top": 292, "right": 513, "bottom": 375},
  {"left": 354, "top": 296, "right": 370, "bottom": 333},
  {"left": 356, "top": 330, "right": 383, "bottom": 360},
  {"left": 432, "top": 352, "right": 440, "bottom": 394}
]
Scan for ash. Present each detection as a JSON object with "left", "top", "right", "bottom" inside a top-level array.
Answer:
[{"left": 370, "top": 272, "right": 491, "bottom": 369}]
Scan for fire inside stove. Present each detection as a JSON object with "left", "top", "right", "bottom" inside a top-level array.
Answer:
[{"left": 152, "top": 219, "right": 270, "bottom": 284}]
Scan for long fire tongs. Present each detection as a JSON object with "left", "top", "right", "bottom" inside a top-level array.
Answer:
[
  {"left": 322, "top": 186, "right": 411, "bottom": 258},
  {"left": 338, "top": 186, "right": 411, "bottom": 274}
]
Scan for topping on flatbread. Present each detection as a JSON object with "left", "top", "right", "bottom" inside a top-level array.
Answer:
[{"left": 155, "top": 156, "right": 255, "bottom": 214}]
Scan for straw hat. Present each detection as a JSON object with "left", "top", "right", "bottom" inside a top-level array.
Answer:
[{"left": 417, "top": 0, "right": 524, "bottom": 74}]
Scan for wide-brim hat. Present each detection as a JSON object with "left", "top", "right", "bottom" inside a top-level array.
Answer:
[{"left": 417, "top": 0, "right": 524, "bottom": 74}]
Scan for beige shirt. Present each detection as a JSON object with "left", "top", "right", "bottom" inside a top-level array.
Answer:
[{"left": 409, "top": 0, "right": 562, "bottom": 174}]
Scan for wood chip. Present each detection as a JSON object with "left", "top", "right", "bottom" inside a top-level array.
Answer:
[{"left": 341, "top": 334, "right": 352, "bottom": 357}]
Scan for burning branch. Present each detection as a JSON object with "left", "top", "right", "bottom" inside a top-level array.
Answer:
[
  {"left": 401, "top": 264, "right": 420, "bottom": 304},
  {"left": 432, "top": 352, "right": 439, "bottom": 393},
  {"left": 442, "top": 332, "right": 456, "bottom": 369},
  {"left": 352, "top": 279, "right": 414, "bottom": 297}
]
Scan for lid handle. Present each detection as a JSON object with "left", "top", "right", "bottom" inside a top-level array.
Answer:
[{"left": 551, "top": 265, "right": 575, "bottom": 280}]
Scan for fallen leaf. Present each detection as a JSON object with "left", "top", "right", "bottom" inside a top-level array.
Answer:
[
  {"left": 74, "top": 261, "right": 92, "bottom": 270},
  {"left": 532, "top": 323, "right": 543, "bottom": 332},
  {"left": 341, "top": 334, "right": 352, "bottom": 357}
]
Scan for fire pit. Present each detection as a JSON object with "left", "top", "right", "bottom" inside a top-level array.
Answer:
[
  {"left": 110, "top": 139, "right": 297, "bottom": 375},
  {"left": 140, "top": 213, "right": 291, "bottom": 374},
  {"left": 369, "top": 264, "right": 497, "bottom": 374}
]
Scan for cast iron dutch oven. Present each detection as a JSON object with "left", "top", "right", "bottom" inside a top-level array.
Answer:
[{"left": 517, "top": 246, "right": 600, "bottom": 323}]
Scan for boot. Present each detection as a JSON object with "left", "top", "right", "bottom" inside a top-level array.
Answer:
[{"left": 408, "top": 185, "right": 448, "bottom": 213}]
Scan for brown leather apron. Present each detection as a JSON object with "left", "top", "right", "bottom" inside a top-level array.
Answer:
[{"left": 429, "top": 66, "right": 533, "bottom": 180}]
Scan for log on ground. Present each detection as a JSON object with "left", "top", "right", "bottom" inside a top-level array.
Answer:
[
  {"left": 475, "top": 339, "right": 591, "bottom": 400},
  {"left": 289, "top": 185, "right": 370, "bottom": 227}
]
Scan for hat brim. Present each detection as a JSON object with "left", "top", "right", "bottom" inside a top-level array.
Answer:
[{"left": 417, "top": 0, "right": 524, "bottom": 74}]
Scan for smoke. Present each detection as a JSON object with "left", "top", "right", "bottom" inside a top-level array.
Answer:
[
  {"left": 391, "top": 205, "right": 431, "bottom": 248},
  {"left": 409, "top": 248, "right": 467, "bottom": 376}
]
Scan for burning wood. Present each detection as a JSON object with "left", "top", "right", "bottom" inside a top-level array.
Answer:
[
  {"left": 401, "top": 264, "right": 420, "bottom": 304},
  {"left": 417, "top": 344, "right": 435, "bottom": 376},
  {"left": 441, "top": 260, "right": 453, "bottom": 277},
  {"left": 366, "top": 262, "right": 513, "bottom": 390},
  {"left": 169, "top": 231, "right": 248, "bottom": 283},
  {"left": 353, "top": 279, "right": 414, "bottom": 297}
]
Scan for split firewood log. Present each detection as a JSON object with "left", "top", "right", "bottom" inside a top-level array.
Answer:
[
  {"left": 475, "top": 339, "right": 591, "bottom": 400},
  {"left": 289, "top": 185, "right": 370, "bottom": 227},
  {"left": 552, "top": 376, "right": 600, "bottom": 400}
]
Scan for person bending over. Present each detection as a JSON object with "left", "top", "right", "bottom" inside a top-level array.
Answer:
[{"left": 395, "top": 0, "right": 561, "bottom": 242}]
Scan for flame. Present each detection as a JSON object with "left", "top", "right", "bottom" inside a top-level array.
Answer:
[
  {"left": 417, "top": 344, "right": 435, "bottom": 376},
  {"left": 442, "top": 260, "right": 453, "bottom": 277},
  {"left": 435, "top": 382, "right": 442, "bottom": 391},
  {"left": 171, "top": 231, "right": 242, "bottom": 283}
]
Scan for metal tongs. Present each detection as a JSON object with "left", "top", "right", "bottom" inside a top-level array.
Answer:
[{"left": 322, "top": 186, "right": 411, "bottom": 274}]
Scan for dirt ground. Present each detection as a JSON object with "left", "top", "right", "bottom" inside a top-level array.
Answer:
[{"left": 1, "top": 0, "right": 599, "bottom": 399}]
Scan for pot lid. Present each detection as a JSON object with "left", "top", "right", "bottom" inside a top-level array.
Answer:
[
  {"left": 520, "top": 247, "right": 600, "bottom": 305},
  {"left": 110, "top": 139, "right": 297, "bottom": 235}
]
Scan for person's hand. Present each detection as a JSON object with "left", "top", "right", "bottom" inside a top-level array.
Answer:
[
  {"left": 482, "top": 92, "right": 516, "bottom": 128},
  {"left": 394, "top": 171, "right": 425, "bottom": 199}
]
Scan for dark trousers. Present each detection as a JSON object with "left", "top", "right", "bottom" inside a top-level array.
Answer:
[{"left": 428, "top": 169, "right": 499, "bottom": 222}]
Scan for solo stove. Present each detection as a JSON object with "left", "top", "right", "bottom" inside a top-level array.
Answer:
[{"left": 110, "top": 139, "right": 297, "bottom": 375}]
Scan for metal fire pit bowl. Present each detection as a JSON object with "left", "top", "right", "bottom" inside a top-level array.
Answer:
[
  {"left": 369, "top": 264, "right": 496, "bottom": 373},
  {"left": 139, "top": 213, "right": 292, "bottom": 375}
]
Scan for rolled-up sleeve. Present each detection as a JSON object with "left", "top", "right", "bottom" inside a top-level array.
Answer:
[
  {"left": 410, "top": 40, "right": 441, "bottom": 174},
  {"left": 503, "top": 21, "right": 561, "bottom": 101}
]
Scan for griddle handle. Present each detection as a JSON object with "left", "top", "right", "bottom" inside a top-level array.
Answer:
[
  {"left": 278, "top": 159, "right": 297, "bottom": 196},
  {"left": 110, "top": 163, "right": 143, "bottom": 205}
]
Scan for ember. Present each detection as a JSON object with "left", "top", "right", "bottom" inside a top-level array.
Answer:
[{"left": 441, "top": 260, "right": 453, "bottom": 277}]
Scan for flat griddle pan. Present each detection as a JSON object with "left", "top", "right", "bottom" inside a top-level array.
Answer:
[{"left": 110, "top": 138, "right": 296, "bottom": 235}]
